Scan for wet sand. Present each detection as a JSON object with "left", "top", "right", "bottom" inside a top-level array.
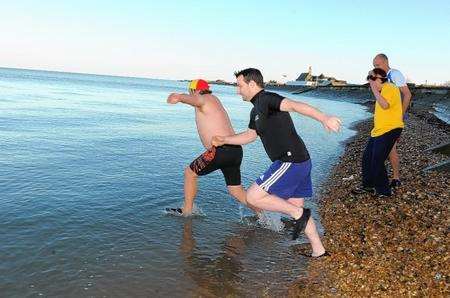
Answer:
[{"left": 288, "top": 108, "right": 449, "bottom": 296}]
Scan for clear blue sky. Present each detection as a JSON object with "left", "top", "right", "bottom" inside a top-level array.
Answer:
[{"left": 1, "top": 0, "right": 449, "bottom": 84}]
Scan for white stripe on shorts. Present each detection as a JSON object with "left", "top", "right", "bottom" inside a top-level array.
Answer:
[{"left": 260, "top": 162, "right": 292, "bottom": 191}]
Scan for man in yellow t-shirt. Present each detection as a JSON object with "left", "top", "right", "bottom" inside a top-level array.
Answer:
[{"left": 353, "top": 68, "right": 404, "bottom": 197}]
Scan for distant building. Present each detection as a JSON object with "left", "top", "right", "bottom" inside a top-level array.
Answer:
[{"left": 286, "top": 67, "right": 347, "bottom": 86}]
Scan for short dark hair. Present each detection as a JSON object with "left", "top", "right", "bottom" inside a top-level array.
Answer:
[
  {"left": 375, "top": 53, "right": 389, "bottom": 61},
  {"left": 368, "top": 68, "right": 388, "bottom": 83},
  {"left": 199, "top": 89, "right": 212, "bottom": 95},
  {"left": 234, "top": 68, "right": 264, "bottom": 88}
]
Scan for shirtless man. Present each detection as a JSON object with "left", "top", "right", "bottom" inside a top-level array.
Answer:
[{"left": 166, "top": 79, "right": 258, "bottom": 215}]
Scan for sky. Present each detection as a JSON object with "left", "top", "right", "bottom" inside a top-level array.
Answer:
[{"left": 1, "top": 0, "right": 449, "bottom": 84}]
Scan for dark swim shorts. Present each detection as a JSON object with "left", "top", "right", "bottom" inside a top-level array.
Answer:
[{"left": 190, "top": 145, "right": 243, "bottom": 186}]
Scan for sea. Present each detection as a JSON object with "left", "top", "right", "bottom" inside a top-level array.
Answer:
[{"left": 0, "top": 67, "right": 370, "bottom": 297}]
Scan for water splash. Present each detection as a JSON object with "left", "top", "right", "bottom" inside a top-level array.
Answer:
[{"left": 256, "top": 212, "right": 285, "bottom": 232}]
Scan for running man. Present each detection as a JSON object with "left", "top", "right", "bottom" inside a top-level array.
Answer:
[
  {"left": 166, "top": 79, "right": 259, "bottom": 215},
  {"left": 373, "top": 54, "right": 412, "bottom": 188},
  {"left": 212, "top": 68, "right": 341, "bottom": 257}
]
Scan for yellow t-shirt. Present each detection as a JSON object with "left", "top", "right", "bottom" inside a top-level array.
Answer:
[{"left": 371, "top": 83, "right": 404, "bottom": 137}]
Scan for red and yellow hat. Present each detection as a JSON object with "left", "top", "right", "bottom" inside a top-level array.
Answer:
[{"left": 188, "top": 79, "right": 210, "bottom": 93}]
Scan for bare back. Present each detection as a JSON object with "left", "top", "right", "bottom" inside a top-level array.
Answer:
[{"left": 195, "top": 94, "right": 235, "bottom": 148}]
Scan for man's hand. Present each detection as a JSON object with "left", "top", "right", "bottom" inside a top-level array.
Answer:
[
  {"left": 212, "top": 135, "right": 226, "bottom": 147},
  {"left": 322, "top": 115, "right": 342, "bottom": 132},
  {"left": 167, "top": 93, "right": 181, "bottom": 104}
]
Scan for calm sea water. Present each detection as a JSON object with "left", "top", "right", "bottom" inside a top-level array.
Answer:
[
  {"left": 0, "top": 67, "right": 370, "bottom": 297},
  {"left": 434, "top": 102, "right": 450, "bottom": 124}
]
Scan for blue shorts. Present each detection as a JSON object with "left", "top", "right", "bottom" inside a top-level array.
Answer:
[{"left": 256, "top": 159, "right": 313, "bottom": 199}]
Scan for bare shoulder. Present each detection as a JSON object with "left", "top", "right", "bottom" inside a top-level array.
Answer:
[{"left": 203, "top": 94, "right": 223, "bottom": 107}]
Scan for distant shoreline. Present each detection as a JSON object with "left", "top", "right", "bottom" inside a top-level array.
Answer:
[
  {"left": 265, "top": 84, "right": 450, "bottom": 127},
  {"left": 209, "top": 80, "right": 450, "bottom": 126}
]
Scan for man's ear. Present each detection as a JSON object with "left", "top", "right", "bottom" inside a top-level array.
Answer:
[{"left": 249, "top": 80, "right": 256, "bottom": 89}]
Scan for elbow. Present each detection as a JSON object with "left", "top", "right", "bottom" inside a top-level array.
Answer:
[
  {"left": 401, "top": 88, "right": 412, "bottom": 100},
  {"left": 406, "top": 94, "right": 412, "bottom": 102}
]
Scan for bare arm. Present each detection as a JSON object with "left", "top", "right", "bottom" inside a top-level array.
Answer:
[
  {"left": 369, "top": 82, "right": 390, "bottom": 109},
  {"left": 280, "top": 98, "right": 327, "bottom": 122},
  {"left": 399, "top": 86, "right": 412, "bottom": 113},
  {"left": 167, "top": 93, "right": 205, "bottom": 107},
  {"left": 212, "top": 129, "right": 258, "bottom": 146},
  {"left": 279, "top": 98, "right": 342, "bottom": 132}
]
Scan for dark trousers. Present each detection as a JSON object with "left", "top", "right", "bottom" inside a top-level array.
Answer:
[{"left": 362, "top": 128, "right": 402, "bottom": 195}]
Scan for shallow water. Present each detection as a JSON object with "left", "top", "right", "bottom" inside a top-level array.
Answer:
[
  {"left": 433, "top": 102, "right": 450, "bottom": 124},
  {"left": 0, "top": 67, "right": 370, "bottom": 297}
]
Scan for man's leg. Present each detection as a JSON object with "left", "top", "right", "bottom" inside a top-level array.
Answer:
[
  {"left": 371, "top": 138, "right": 391, "bottom": 196},
  {"left": 372, "top": 129, "right": 402, "bottom": 195},
  {"left": 287, "top": 198, "right": 304, "bottom": 208},
  {"left": 183, "top": 167, "right": 198, "bottom": 214},
  {"left": 288, "top": 197, "right": 325, "bottom": 256},
  {"left": 388, "top": 143, "right": 400, "bottom": 180},
  {"left": 247, "top": 184, "right": 325, "bottom": 256},
  {"left": 227, "top": 185, "right": 262, "bottom": 213},
  {"left": 246, "top": 183, "right": 302, "bottom": 219},
  {"left": 221, "top": 147, "right": 261, "bottom": 213},
  {"left": 183, "top": 147, "right": 218, "bottom": 215},
  {"left": 362, "top": 137, "right": 375, "bottom": 188}
]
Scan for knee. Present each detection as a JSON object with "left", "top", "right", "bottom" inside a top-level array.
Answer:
[
  {"left": 392, "top": 151, "right": 399, "bottom": 160},
  {"left": 389, "top": 148, "right": 398, "bottom": 158},
  {"left": 288, "top": 198, "right": 304, "bottom": 208},
  {"left": 184, "top": 167, "right": 197, "bottom": 179},
  {"left": 246, "top": 188, "right": 258, "bottom": 205},
  {"left": 228, "top": 186, "right": 248, "bottom": 204},
  {"left": 246, "top": 195, "right": 256, "bottom": 206},
  {"left": 227, "top": 186, "right": 240, "bottom": 198}
]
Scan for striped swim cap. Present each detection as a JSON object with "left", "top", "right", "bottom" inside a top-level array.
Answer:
[{"left": 188, "top": 79, "right": 210, "bottom": 92}]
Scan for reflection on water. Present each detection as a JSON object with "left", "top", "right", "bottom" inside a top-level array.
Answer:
[
  {"left": 181, "top": 218, "right": 246, "bottom": 296},
  {"left": 179, "top": 218, "right": 312, "bottom": 297}
]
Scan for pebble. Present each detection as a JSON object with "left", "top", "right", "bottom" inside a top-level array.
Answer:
[{"left": 289, "top": 113, "right": 449, "bottom": 296}]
